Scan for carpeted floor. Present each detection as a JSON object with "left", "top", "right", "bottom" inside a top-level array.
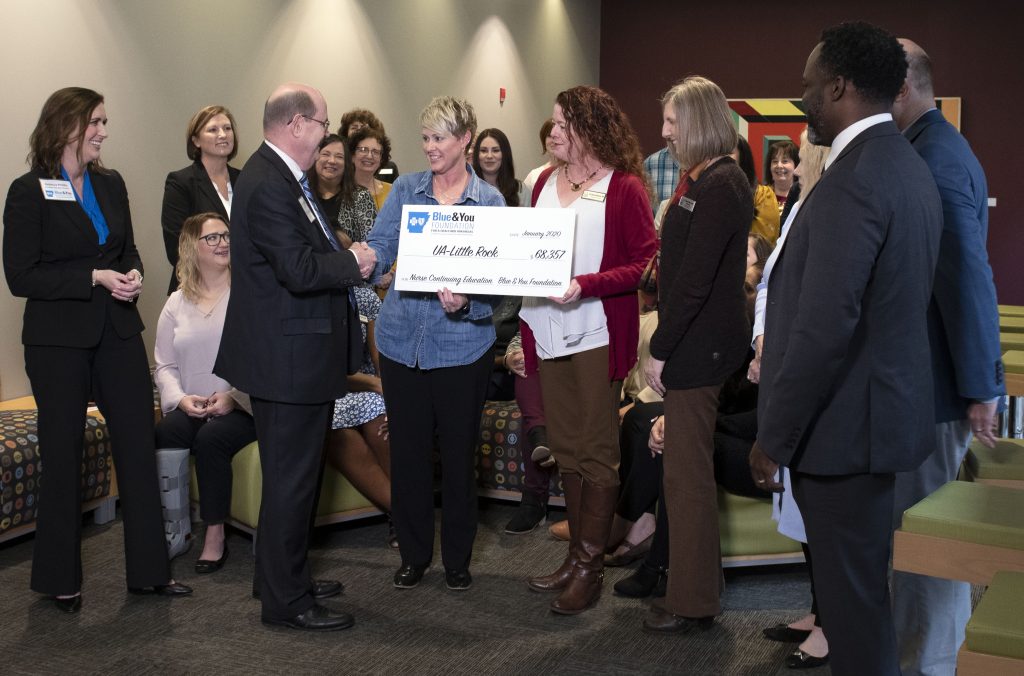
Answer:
[{"left": 0, "top": 502, "right": 828, "bottom": 675}]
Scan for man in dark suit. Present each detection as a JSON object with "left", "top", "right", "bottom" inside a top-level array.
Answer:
[
  {"left": 215, "top": 82, "right": 375, "bottom": 631},
  {"left": 890, "top": 39, "right": 1005, "bottom": 676},
  {"left": 749, "top": 22, "right": 942, "bottom": 676}
]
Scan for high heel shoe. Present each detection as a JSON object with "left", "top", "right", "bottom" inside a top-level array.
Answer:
[{"left": 195, "top": 545, "right": 229, "bottom": 574}]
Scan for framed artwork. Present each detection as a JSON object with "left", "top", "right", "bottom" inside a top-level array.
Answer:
[{"left": 728, "top": 97, "right": 962, "bottom": 183}]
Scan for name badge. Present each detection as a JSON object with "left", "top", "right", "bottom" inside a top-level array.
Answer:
[
  {"left": 581, "top": 190, "right": 606, "bottom": 202},
  {"left": 377, "top": 168, "right": 394, "bottom": 176},
  {"left": 39, "top": 179, "right": 76, "bottom": 202},
  {"left": 298, "top": 195, "right": 316, "bottom": 223},
  {"left": 678, "top": 196, "right": 696, "bottom": 212}
]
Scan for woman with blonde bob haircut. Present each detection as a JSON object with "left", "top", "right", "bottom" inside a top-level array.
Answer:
[{"left": 642, "top": 76, "right": 753, "bottom": 635}]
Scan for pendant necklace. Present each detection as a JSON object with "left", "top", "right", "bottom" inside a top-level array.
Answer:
[{"left": 565, "top": 165, "right": 599, "bottom": 191}]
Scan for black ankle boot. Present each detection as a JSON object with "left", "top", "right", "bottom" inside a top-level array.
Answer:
[{"left": 613, "top": 562, "right": 667, "bottom": 598}]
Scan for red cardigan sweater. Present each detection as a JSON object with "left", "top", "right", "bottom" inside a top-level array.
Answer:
[{"left": 521, "top": 167, "right": 658, "bottom": 380}]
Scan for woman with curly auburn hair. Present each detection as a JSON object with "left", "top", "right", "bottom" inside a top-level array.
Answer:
[{"left": 520, "top": 85, "right": 657, "bottom": 615}]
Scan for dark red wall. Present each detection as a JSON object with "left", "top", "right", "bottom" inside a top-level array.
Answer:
[{"left": 600, "top": 1, "right": 1023, "bottom": 303}]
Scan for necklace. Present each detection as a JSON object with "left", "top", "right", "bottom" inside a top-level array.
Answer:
[
  {"left": 197, "top": 288, "right": 228, "bottom": 318},
  {"left": 565, "top": 164, "right": 599, "bottom": 191},
  {"left": 434, "top": 174, "right": 466, "bottom": 205}
]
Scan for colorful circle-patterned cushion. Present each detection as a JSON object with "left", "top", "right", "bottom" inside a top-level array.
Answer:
[{"left": 476, "top": 400, "right": 563, "bottom": 497}]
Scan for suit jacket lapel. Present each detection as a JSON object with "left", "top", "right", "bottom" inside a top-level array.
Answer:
[
  {"left": 192, "top": 162, "right": 228, "bottom": 218},
  {"left": 257, "top": 143, "right": 329, "bottom": 251}
]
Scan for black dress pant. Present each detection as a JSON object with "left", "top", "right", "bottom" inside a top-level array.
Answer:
[
  {"left": 25, "top": 321, "right": 169, "bottom": 595},
  {"left": 250, "top": 397, "right": 331, "bottom": 621},
  {"left": 155, "top": 408, "right": 256, "bottom": 523},
  {"left": 617, "top": 402, "right": 664, "bottom": 520},
  {"left": 793, "top": 470, "right": 898, "bottom": 676},
  {"left": 380, "top": 350, "right": 491, "bottom": 571}
]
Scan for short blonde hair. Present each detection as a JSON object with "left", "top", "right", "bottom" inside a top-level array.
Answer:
[
  {"left": 420, "top": 96, "right": 477, "bottom": 151},
  {"left": 796, "top": 129, "right": 828, "bottom": 195},
  {"left": 661, "top": 76, "right": 737, "bottom": 169}
]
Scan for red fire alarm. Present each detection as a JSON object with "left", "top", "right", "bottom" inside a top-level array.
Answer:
[{"left": 499, "top": 87, "right": 506, "bottom": 106}]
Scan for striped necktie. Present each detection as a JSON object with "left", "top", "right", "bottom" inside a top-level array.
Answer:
[{"left": 299, "top": 173, "right": 342, "bottom": 251}]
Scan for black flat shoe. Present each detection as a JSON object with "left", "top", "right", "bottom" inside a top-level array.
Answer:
[
  {"left": 393, "top": 563, "right": 428, "bottom": 589},
  {"left": 763, "top": 623, "right": 813, "bottom": 643},
  {"left": 261, "top": 604, "right": 354, "bottom": 632},
  {"left": 52, "top": 595, "right": 82, "bottom": 613},
  {"left": 252, "top": 579, "right": 344, "bottom": 600},
  {"left": 128, "top": 582, "right": 193, "bottom": 596},
  {"left": 642, "top": 607, "right": 714, "bottom": 635},
  {"left": 613, "top": 562, "right": 666, "bottom": 598},
  {"left": 445, "top": 568, "right": 472, "bottom": 591},
  {"left": 785, "top": 649, "right": 829, "bottom": 669},
  {"left": 195, "top": 546, "right": 229, "bottom": 574}
]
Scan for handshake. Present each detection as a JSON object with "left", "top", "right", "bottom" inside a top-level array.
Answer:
[{"left": 348, "top": 241, "right": 378, "bottom": 279}]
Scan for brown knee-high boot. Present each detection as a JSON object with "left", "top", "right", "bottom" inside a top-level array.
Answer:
[
  {"left": 550, "top": 481, "right": 617, "bottom": 614},
  {"left": 527, "top": 473, "right": 582, "bottom": 592}
]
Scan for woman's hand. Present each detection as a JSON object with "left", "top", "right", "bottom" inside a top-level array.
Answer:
[
  {"left": 376, "top": 269, "right": 394, "bottom": 290},
  {"left": 548, "top": 278, "right": 581, "bottom": 305},
  {"left": 644, "top": 357, "right": 667, "bottom": 397},
  {"left": 95, "top": 269, "right": 142, "bottom": 302},
  {"left": 747, "top": 335, "right": 764, "bottom": 384},
  {"left": 505, "top": 348, "right": 526, "bottom": 377},
  {"left": 205, "top": 392, "right": 236, "bottom": 417},
  {"left": 648, "top": 415, "right": 665, "bottom": 456},
  {"left": 378, "top": 416, "right": 390, "bottom": 441},
  {"left": 178, "top": 395, "right": 209, "bottom": 418},
  {"left": 437, "top": 287, "right": 468, "bottom": 313}
]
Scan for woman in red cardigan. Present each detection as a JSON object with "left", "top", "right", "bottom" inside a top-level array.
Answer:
[{"left": 520, "top": 85, "right": 657, "bottom": 615}]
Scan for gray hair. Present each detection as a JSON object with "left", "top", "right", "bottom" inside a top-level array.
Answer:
[
  {"left": 661, "top": 76, "right": 737, "bottom": 169},
  {"left": 420, "top": 96, "right": 477, "bottom": 149}
]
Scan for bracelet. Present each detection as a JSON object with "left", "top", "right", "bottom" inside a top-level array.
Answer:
[
  {"left": 502, "top": 353, "right": 509, "bottom": 371},
  {"left": 91, "top": 269, "right": 98, "bottom": 287}
]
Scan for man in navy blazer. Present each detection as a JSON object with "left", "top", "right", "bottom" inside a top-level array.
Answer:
[
  {"left": 890, "top": 39, "right": 1005, "bottom": 676},
  {"left": 215, "top": 83, "right": 375, "bottom": 631},
  {"left": 750, "top": 23, "right": 942, "bottom": 676}
]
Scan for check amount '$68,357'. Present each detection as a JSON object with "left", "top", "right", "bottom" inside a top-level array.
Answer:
[{"left": 531, "top": 249, "right": 567, "bottom": 260}]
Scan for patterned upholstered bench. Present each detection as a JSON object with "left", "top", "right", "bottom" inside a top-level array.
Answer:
[
  {"left": 475, "top": 399, "right": 802, "bottom": 567},
  {"left": 958, "top": 570, "right": 1024, "bottom": 675},
  {"left": 0, "top": 403, "right": 117, "bottom": 543}
]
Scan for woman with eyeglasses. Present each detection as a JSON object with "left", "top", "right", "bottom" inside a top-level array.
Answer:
[
  {"left": 153, "top": 212, "right": 256, "bottom": 575},
  {"left": 349, "top": 127, "right": 393, "bottom": 212},
  {"left": 309, "top": 133, "right": 377, "bottom": 242},
  {"left": 4, "top": 87, "right": 191, "bottom": 612},
  {"left": 161, "top": 105, "right": 240, "bottom": 294}
]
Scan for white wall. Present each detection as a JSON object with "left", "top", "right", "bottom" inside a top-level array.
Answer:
[{"left": 0, "top": 0, "right": 600, "bottom": 399}]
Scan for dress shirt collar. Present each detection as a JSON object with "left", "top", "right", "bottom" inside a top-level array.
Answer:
[
  {"left": 263, "top": 140, "right": 304, "bottom": 181},
  {"left": 824, "top": 113, "right": 892, "bottom": 171}
]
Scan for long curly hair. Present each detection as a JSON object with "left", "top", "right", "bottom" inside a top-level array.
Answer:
[
  {"left": 555, "top": 86, "right": 649, "bottom": 194},
  {"left": 177, "top": 212, "right": 228, "bottom": 303},
  {"left": 472, "top": 128, "right": 519, "bottom": 207},
  {"left": 28, "top": 87, "right": 106, "bottom": 178}
]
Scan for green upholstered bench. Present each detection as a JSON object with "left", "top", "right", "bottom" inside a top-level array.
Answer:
[
  {"left": 1002, "top": 317, "right": 1024, "bottom": 334},
  {"left": 189, "top": 441, "right": 381, "bottom": 535},
  {"left": 1000, "top": 305, "right": 1024, "bottom": 317},
  {"left": 958, "top": 570, "right": 1024, "bottom": 675},
  {"left": 893, "top": 480, "right": 1024, "bottom": 585},
  {"left": 717, "top": 490, "right": 803, "bottom": 566},
  {"left": 966, "top": 439, "right": 1024, "bottom": 489},
  {"left": 1002, "top": 333, "right": 1024, "bottom": 352}
]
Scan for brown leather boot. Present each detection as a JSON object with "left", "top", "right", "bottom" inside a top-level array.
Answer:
[
  {"left": 527, "top": 473, "right": 582, "bottom": 592},
  {"left": 550, "top": 481, "right": 617, "bottom": 615}
]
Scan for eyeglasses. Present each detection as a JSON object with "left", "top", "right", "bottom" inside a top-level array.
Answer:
[
  {"left": 200, "top": 232, "right": 230, "bottom": 246},
  {"left": 291, "top": 114, "right": 330, "bottom": 131},
  {"left": 355, "top": 146, "right": 382, "bottom": 159}
]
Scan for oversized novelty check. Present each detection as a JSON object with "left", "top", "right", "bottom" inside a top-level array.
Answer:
[{"left": 394, "top": 205, "right": 575, "bottom": 297}]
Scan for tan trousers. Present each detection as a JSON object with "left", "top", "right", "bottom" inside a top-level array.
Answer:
[
  {"left": 537, "top": 346, "right": 621, "bottom": 487},
  {"left": 660, "top": 384, "right": 723, "bottom": 617}
]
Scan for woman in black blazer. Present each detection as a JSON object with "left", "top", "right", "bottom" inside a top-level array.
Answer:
[
  {"left": 161, "top": 105, "right": 240, "bottom": 293},
  {"left": 3, "top": 87, "right": 192, "bottom": 612}
]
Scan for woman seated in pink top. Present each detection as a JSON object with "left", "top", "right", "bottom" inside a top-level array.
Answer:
[{"left": 154, "top": 212, "right": 256, "bottom": 575}]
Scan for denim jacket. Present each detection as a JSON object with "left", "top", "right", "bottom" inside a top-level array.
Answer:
[{"left": 367, "top": 166, "right": 506, "bottom": 369}]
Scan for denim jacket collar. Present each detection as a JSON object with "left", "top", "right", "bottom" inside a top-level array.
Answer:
[{"left": 414, "top": 163, "right": 483, "bottom": 204}]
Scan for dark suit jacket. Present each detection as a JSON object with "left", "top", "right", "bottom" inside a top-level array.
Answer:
[
  {"left": 214, "top": 143, "right": 362, "bottom": 404},
  {"left": 905, "top": 109, "right": 1005, "bottom": 422},
  {"left": 3, "top": 167, "right": 145, "bottom": 347},
  {"left": 161, "top": 161, "right": 240, "bottom": 293},
  {"left": 757, "top": 121, "right": 942, "bottom": 475}
]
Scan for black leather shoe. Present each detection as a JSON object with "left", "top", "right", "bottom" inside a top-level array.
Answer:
[
  {"left": 445, "top": 568, "right": 472, "bottom": 591},
  {"left": 393, "top": 563, "right": 428, "bottom": 589},
  {"left": 613, "top": 562, "right": 666, "bottom": 598},
  {"left": 52, "top": 595, "right": 82, "bottom": 613},
  {"left": 261, "top": 604, "right": 355, "bottom": 632},
  {"left": 252, "top": 579, "right": 344, "bottom": 600},
  {"left": 128, "top": 582, "right": 193, "bottom": 596},
  {"left": 785, "top": 649, "right": 829, "bottom": 669},
  {"left": 312, "top": 579, "right": 343, "bottom": 599},
  {"left": 763, "top": 623, "right": 812, "bottom": 643},
  {"left": 642, "top": 607, "right": 714, "bottom": 634},
  {"left": 195, "top": 546, "right": 229, "bottom": 574}
]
